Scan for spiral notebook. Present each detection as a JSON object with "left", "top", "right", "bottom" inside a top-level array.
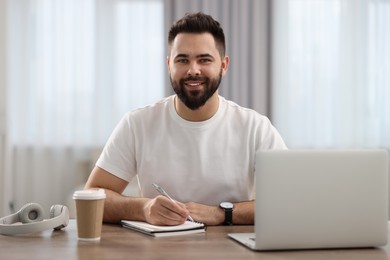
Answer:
[{"left": 121, "top": 220, "right": 206, "bottom": 237}]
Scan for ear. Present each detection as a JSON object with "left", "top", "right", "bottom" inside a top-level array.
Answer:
[
  {"left": 167, "top": 56, "right": 171, "bottom": 74},
  {"left": 221, "top": 55, "right": 230, "bottom": 76}
]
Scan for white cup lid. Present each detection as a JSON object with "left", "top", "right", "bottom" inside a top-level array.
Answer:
[{"left": 73, "top": 189, "right": 106, "bottom": 200}]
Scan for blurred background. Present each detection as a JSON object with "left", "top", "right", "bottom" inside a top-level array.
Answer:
[{"left": 0, "top": 0, "right": 389, "bottom": 217}]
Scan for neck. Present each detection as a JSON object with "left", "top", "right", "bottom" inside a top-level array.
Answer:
[{"left": 174, "top": 92, "right": 219, "bottom": 122}]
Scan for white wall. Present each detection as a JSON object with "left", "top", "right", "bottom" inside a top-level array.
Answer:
[{"left": 0, "top": 0, "right": 7, "bottom": 217}]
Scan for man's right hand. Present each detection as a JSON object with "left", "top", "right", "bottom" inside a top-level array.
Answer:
[{"left": 143, "top": 195, "right": 190, "bottom": 226}]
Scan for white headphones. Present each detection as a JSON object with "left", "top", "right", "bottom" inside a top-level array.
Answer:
[{"left": 0, "top": 203, "right": 69, "bottom": 235}]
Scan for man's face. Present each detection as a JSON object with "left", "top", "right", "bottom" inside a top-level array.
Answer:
[{"left": 168, "top": 33, "right": 229, "bottom": 110}]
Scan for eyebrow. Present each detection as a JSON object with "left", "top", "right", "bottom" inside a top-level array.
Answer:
[{"left": 174, "top": 53, "right": 214, "bottom": 59}]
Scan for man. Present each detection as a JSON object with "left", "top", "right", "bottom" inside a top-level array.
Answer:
[{"left": 85, "top": 12, "right": 287, "bottom": 226}]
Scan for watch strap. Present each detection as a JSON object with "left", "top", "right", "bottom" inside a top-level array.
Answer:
[{"left": 223, "top": 208, "right": 233, "bottom": 225}]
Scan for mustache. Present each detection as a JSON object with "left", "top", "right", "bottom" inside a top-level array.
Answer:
[{"left": 182, "top": 76, "right": 207, "bottom": 81}]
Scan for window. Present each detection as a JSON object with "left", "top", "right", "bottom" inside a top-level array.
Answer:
[
  {"left": 5, "top": 0, "right": 164, "bottom": 212},
  {"left": 272, "top": 0, "right": 390, "bottom": 149},
  {"left": 7, "top": 0, "right": 164, "bottom": 147}
]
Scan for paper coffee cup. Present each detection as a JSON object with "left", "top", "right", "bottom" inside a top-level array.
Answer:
[{"left": 73, "top": 189, "right": 106, "bottom": 241}]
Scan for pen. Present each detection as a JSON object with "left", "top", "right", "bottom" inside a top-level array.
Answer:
[{"left": 152, "top": 183, "right": 194, "bottom": 222}]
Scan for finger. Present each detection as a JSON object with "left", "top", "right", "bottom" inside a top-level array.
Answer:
[
  {"left": 156, "top": 210, "right": 187, "bottom": 226},
  {"left": 165, "top": 199, "right": 190, "bottom": 218},
  {"left": 158, "top": 196, "right": 189, "bottom": 218},
  {"left": 150, "top": 196, "right": 188, "bottom": 225}
]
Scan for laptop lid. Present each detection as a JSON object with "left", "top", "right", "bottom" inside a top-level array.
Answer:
[{"left": 230, "top": 149, "right": 389, "bottom": 251}]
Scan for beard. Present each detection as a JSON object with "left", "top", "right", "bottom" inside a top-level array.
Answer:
[{"left": 170, "top": 69, "right": 223, "bottom": 110}]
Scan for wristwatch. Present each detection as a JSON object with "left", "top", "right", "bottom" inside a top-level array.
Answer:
[{"left": 219, "top": 202, "right": 234, "bottom": 225}]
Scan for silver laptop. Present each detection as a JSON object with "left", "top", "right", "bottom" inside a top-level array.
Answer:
[{"left": 229, "top": 149, "right": 389, "bottom": 250}]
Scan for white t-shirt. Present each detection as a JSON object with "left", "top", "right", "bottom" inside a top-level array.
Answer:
[{"left": 96, "top": 95, "right": 287, "bottom": 205}]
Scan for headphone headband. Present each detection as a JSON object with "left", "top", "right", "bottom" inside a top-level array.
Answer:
[{"left": 0, "top": 212, "right": 20, "bottom": 225}]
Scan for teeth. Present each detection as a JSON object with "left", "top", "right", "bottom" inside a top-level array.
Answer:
[{"left": 187, "top": 82, "right": 202, "bottom": 86}]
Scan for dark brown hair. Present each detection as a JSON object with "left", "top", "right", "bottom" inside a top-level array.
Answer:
[{"left": 168, "top": 12, "right": 226, "bottom": 58}]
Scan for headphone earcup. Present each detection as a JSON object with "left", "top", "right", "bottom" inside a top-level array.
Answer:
[
  {"left": 18, "top": 203, "right": 44, "bottom": 223},
  {"left": 50, "top": 205, "right": 69, "bottom": 230},
  {"left": 50, "top": 205, "right": 64, "bottom": 218}
]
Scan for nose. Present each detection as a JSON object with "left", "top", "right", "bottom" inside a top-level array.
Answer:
[{"left": 187, "top": 61, "right": 201, "bottom": 76}]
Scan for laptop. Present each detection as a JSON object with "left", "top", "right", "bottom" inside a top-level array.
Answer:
[{"left": 228, "top": 149, "right": 389, "bottom": 250}]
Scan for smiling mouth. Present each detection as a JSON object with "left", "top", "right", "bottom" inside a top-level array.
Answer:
[{"left": 185, "top": 81, "right": 204, "bottom": 89}]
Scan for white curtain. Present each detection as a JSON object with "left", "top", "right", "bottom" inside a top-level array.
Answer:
[
  {"left": 5, "top": 0, "right": 164, "bottom": 215},
  {"left": 272, "top": 0, "right": 390, "bottom": 149}
]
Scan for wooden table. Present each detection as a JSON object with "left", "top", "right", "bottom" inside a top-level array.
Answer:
[{"left": 0, "top": 220, "right": 389, "bottom": 259}]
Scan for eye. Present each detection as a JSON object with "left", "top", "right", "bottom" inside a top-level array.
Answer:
[
  {"left": 199, "top": 58, "right": 212, "bottom": 63},
  {"left": 176, "top": 59, "right": 188, "bottom": 63}
]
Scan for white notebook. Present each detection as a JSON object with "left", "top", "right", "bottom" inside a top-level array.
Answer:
[{"left": 121, "top": 220, "right": 206, "bottom": 237}]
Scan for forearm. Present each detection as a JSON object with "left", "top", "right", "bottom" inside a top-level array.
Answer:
[
  {"left": 101, "top": 189, "right": 149, "bottom": 224},
  {"left": 84, "top": 166, "right": 149, "bottom": 224},
  {"left": 185, "top": 200, "right": 254, "bottom": 226},
  {"left": 231, "top": 200, "right": 254, "bottom": 225}
]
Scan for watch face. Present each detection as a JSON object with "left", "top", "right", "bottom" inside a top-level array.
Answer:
[{"left": 220, "top": 202, "right": 233, "bottom": 209}]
